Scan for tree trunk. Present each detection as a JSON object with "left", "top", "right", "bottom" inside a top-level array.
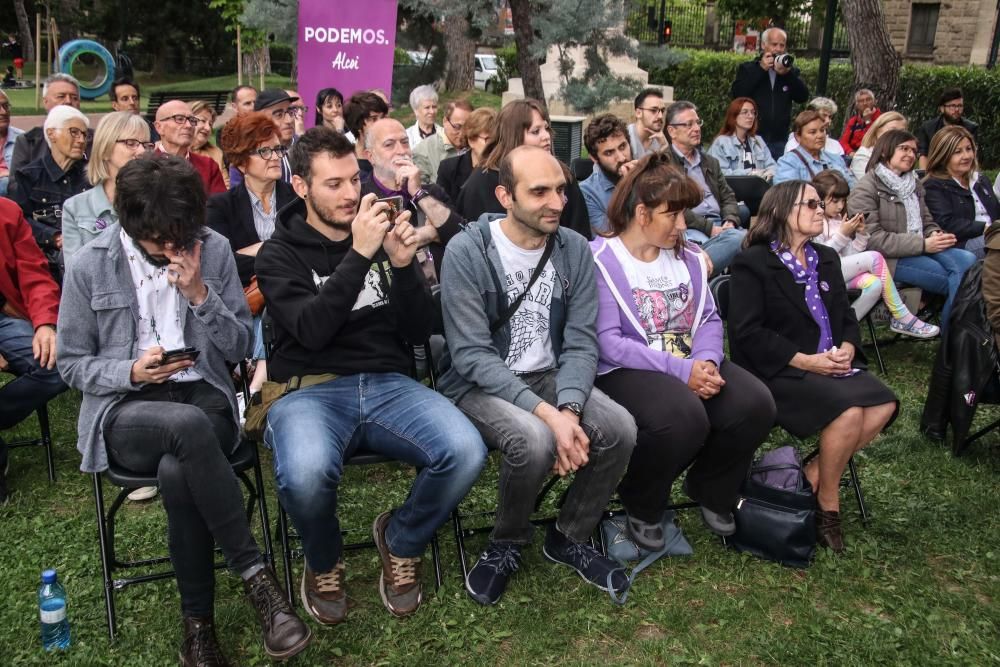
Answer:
[
  {"left": 841, "top": 0, "right": 901, "bottom": 109},
  {"left": 442, "top": 10, "right": 475, "bottom": 91},
  {"left": 13, "top": 0, "right": 34, "bottom": 63},
  {"left": 509, "top": 0, "right": 545, "bottom": 107}
]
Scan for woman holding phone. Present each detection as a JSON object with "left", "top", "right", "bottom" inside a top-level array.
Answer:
[{"left": 812, "top": 170, "right": 938, "bottom": 338}]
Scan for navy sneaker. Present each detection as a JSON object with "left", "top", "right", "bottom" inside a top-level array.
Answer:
[
  {"left": 465, "top": 542, "right": 522, "bottom": 606},
  {"left": 542, "top": 525, "right": 628, "bottom": 595}
]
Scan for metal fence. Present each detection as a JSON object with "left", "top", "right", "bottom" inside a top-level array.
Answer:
[{"left": 626, "top": 0, "right": 850, "bottom": 54}]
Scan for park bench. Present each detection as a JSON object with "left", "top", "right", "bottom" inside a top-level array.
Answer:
[{"left": 144, "top": 89, "right": 231, "bottom": 123}]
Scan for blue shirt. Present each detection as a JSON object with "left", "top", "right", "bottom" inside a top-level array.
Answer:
[
  {"left": 774, "top": 147, "right": 856, "bottom": 188},
  {"left": 672, "top": 145, "right": 720, "bottom": 220},
  {"left": 579, "top": 165, "right": 616, "bottom": 233},
  {"left": 0, "top": 125, "right": 24, "bottom": 196}
]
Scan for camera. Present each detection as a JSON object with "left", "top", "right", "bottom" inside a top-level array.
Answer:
[{"left": 774, "top": 53, "right": 794, "bottom": 69}]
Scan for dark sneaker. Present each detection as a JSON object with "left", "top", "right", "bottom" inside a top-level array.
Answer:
[
  {"left": 372, "top": 510, "right": 423, "bottom": 617},
  {"left": 542, "top": 525, "right": 628, "bottom": 596},
  {"left": 301, "top": 561, "right": 348, "bottom": 625},
  {"left": 465, "top": 542, "right": 523, "bottom": 606},
  {"left": 180, "top": 616, "right": 231, "bottom": 667},
  {"left": 244, "top": 567, "right": 312, "bottom": 660}
]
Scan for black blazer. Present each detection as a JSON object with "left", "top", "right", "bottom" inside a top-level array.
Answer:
[
  {"left": 206, "top": 180, "right": 297, "bottom": 286},
  {"left": 436, "top": 151, "right": 473, "bottom": 204},
  {"left": 923, "top": 174, "right": 1000, "bottom": 245},
  {"left": 728, "top": 241, "right": 865, "bottom": 380}
]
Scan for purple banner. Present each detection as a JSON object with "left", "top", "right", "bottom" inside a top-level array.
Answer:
[{"left": 297, "top": 0, "right": 399, "bottom": 129}]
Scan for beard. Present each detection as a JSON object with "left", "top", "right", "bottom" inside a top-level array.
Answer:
[
  {"left": 135, "top": 242, "right": 172, "bottom": 267},
  {"left": 309, "top": 196, "right": 354, "bottom": 232},
  {"left": 599, "top": 160, "right": 627, "bottom": 183}
]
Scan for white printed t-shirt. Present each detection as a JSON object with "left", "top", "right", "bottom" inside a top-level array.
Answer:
[
  {"left": 490, "top": 218, "right": 557, "bottom": 374},
  {"left": 608, "top": 236, "right": 695, "bottom": 358}
]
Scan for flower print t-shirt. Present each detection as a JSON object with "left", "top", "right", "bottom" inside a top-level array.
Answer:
[{"left": 608, "top": 237, "right": 695, "bottom": 358}]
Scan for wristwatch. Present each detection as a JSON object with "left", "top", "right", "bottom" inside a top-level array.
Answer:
[{"left": 558, "top": 402, "right": 584, "bottom": 418}]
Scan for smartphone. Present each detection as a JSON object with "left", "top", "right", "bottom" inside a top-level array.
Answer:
[
  {"left": 375, "top": 195, "right": 404, "bottom": 230},
  {"left": 156, "top": 347, "right": 200, "bottom": 366}
]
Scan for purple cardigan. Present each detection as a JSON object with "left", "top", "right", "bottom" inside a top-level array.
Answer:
[{"left": 590, "top": 237, "right": 724, "bottom": 383}]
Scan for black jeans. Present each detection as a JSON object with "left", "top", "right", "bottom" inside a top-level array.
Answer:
[
  {"left": 103, "top": 380, "right": 261, "bottom": 618},
  {"left": 595, "top": 361, "right": 775, "bottom": 520}
]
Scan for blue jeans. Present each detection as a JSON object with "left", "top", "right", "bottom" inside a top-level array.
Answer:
[
  {"left": 264, "top": 372, "right": 486, "bottom": 572},
  {"left": 686, "top": 226, "right": 746, "bottom": 275},
  {"left": 894, "top": 249, "right": 977, "bottom": 329},
  {"left": 0, "top": 314, "right": 67, "bottom": 467}
]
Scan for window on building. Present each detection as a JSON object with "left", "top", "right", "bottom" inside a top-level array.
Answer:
[{"left": 907, "top": 3, "right": 940, "bottom": 55}]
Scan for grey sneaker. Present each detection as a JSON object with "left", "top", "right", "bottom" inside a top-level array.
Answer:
[
  {"left": 699, "top": 506, "right": 736, "bottom": 536},
  {"left": 300, "top": 561, "right": 347, "bottom": 625},
  {"left": 626, "top": 513, "right": 665, "bottom": 550},
  {"left": 372, "top": 511, "right": 423, "bottom": 617}
]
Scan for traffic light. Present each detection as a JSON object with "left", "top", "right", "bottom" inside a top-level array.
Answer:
[{"left": 662, "top": 19, "right": 673, "bottom": 43}]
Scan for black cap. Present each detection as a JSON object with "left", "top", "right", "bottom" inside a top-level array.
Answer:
[{"left": 254, "top": 89, "right": 299, "bottom": 111}]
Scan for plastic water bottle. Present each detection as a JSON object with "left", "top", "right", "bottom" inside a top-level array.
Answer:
[{"left": 38, "top": 569, "right": 71, "bottom": 651}]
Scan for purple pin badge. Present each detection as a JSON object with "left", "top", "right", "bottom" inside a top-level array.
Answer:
[
  {"left": 95, "top": 217, "right": 107, "bottom": 230},
  {"left": 819, "top": 280, "right": 830, "bottom": 292}
]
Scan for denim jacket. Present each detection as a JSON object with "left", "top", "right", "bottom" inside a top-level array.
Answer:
[
  {"left": 0, "top": 126, "right": 24, "bottom": 196},
  {"left": 8, "top": 153, "right": 89, "bottom": 249},
  {"left": 706, "top": 134, "right": 776, "bottom": 178},
  {"left": 56, "top": 224, "right": 253, "bottom": 472},
  {"left": 62, "top": 184, "right": 116, "bottom": 263}
]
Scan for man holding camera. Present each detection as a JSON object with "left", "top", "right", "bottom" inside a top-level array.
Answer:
[{"left": 731, "top": 27, "right": 809, "bottom": 160}]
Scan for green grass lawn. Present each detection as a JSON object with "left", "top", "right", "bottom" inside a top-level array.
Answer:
[{"left": 2, "top": 329, "right": 999, "bottom": 665}]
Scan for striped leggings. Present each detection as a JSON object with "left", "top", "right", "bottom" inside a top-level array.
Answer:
[{"left": 840, "top": 251, "right": 914, "bottom": 322}]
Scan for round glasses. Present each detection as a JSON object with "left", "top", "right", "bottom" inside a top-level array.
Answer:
[{"left": 116, "top": 139, "right": 156, "bottom": 151}]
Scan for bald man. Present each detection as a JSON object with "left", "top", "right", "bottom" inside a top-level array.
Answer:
[
  {"left": 360, "top": 118, "right": 464, "bottom": 275},
  {"left": 437, "top": 146, "right": 636, "bottom": 606},
  {"left": 154, "top": 100, "right": 225, "bottom": 195}
]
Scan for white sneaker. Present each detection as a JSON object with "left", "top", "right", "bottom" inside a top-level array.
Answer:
[{"left": 127, "top": 486, "right": 158, "bottom": 502}]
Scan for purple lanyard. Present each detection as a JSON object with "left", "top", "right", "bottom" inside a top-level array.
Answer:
[{"left": 770, "top": 241, "right": 834, "bottom": 353}]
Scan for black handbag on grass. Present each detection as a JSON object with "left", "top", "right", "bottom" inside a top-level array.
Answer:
[{"left": 725, "top": 446, "right": 817, "bottom": 568}]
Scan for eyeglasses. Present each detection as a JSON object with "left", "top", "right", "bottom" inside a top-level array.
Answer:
[
  {"left": 273, "top": 106, "right": 307, "bottom": 119},
  {"left": 795, "top": 199, "right": 825, "bottom": 210},
  {"left": 638, "top": 107, "right": 666, "bottom": 115},
  {"left": 252, "top": 144, "right": 289, "bottom": 160},
  {"left": 738, "top": 109, "right": 757, "bottom": 117},
  {"left": 669, "top": 119, "right": 704, "bottom": 129},
  {"left": 116, "top": 139, "right": 156, "bottom": 151},
  {"left": 446, "top": 117, "right": 464, "bottom": 131},
  {"left": 64, "top": 127, "right": 87, "bottom": 139},
  {"left": 161, "top": 114, "right": 200, "bottom": 126},
  {"left": 943, "top": 103, "right": 964, "bottom": 110},
  {"left": 895, "top": 145, "right": 917, "bottom": 155}
]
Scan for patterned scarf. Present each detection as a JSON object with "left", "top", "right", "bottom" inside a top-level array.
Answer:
[
  {"left": 875, "top": 163, "right": 922, "bottom": 235},
  {"left": 770, "top": 240, "right": 833, "bottom": 353}
]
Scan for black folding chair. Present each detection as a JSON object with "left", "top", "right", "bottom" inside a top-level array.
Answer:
[
  {"left": 6, "top": 404, "right": 56, "bottom": 482},
  {"left": 570, "top": 157, "right": 594, "bottom": 182},
  {"left": 92, "top": 364, "right": 274, "bottom": 640}
]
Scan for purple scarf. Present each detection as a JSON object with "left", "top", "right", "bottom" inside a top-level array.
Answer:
[{"left": 770, "top": 240, "right": 833, "bottom": 353}]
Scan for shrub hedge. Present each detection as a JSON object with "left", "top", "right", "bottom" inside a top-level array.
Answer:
[{"left": 645, "top": 49, "right": 1000, "bottom": 168}]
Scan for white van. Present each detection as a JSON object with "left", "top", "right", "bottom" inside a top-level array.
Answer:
[{"left": 474, "top": 53, "right": 499, "bottom": 92}]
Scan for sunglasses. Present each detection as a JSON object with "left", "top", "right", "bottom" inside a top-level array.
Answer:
[{"left": 795, "top": 199, "right": 826, "bottom": 210}]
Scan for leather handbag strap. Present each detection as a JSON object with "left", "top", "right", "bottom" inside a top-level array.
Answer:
[
  {"left": 791, "top": 149, "right": 816, "bottom": 178},
  {"left": 489, "top": 234, "right": 556, "bottom": 334}
]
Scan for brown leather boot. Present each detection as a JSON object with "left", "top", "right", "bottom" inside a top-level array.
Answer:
[
  {"left": 816, "top": 509, "right": 845, "bottom": 554},
  {"left": 179, "top": 616, "right": 230, "bottom": 667},
  {"left": 244, "top": 567, "right": 312, "bottom": 660}
]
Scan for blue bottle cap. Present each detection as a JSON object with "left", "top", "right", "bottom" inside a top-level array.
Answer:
[{"left": 41, "top": 569, "right": 57, "bottom": 583}]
